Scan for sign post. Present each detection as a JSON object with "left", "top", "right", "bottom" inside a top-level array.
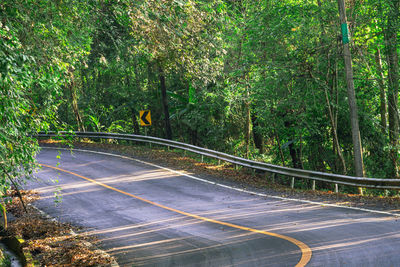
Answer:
[{"left": 140, "top": 110, "right": 151, "bottom": 147}]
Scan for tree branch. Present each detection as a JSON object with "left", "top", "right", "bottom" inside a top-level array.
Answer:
[{"left": 0, "top": 166, "right": 28, "bottom": 213}]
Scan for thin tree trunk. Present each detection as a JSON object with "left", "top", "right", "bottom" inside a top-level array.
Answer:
[
  {"left": 288, "top": 142, "right": 301, "bottom": 169},
  {"left": 158, "top": 64, "right": 172, "bottom": 140},
  {"left": 337, "top": 0, "right": 364, "bottom": 186},
  {"left": 324, "top": 86, "right": 347, "bottom": 174},
  {"left": 69, "top": 78, "right": 85, "bottom": 132},
  {"left": 317, "top": 0, "right": 346, "bottom": 174},
  {"left": 375, "top": 48, "right": 387, "bottom": 133},
  {"left": 274, "top": 131, "right": 286, "bottom": 167},
  {"left": 299, "top": 134, "right": 304, "bottom": 169},
  {"left": 190, "top": 129, "right": 198, "bottom": 146},
  {"left": 385, "top": 0, "right": 400, "bottom": 178},
  {"left": 352, "top": 38, "right": 387, "bottom": 135},
  {"left": 245, "top": 89, "right": 251, "bottom": 158},
  {"left": 1, "top": 166, "right": 27, "bottom": 213},
  {"left": 252, "top": 114, "right": 264, "bottom": 154},
  {"left": 131, "top": 108, "right": 140, "bottom": 135},
  {"left": 126, "top": 73, "right": 141, "bottom": 135},
  {"left": 334, "top": 53, "right": 339, "bottom": 132},
  {"left": 333, "top": 58, "right": 341, "bottom": 173},
  {"left": 283, "top": 120, "right": 302, "bottom": 169},
  {"left": 311, "top": 73, "right": 347, "bottom": 174}
]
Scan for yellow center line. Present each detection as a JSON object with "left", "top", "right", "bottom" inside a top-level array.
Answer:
[{"left": 40, "top": 163, "right": 312, "bottom": 266}]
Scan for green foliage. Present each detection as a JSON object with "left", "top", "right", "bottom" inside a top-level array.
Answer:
[
  {"left": 1, "top": 0, "right": 400, "bottom": 195},
  {"left": 0, "top": 0, "right": 93, "bottom": 193},
  {"left": 1, "top": 21, "right": 44, "bottom": 192}
]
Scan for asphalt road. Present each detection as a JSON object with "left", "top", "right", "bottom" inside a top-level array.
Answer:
[{"left": 27, "top": 147, "right": 400, "bottom": 266}]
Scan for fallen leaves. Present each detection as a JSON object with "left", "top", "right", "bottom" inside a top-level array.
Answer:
[
  {"left": 4, "top": 190, "right": 114, "bottom": 266},
  {"left": 5, "top": 190, "right": 39, "bottom": 217}
]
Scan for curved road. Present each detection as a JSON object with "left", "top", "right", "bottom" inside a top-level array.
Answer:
[{"left": 27, "top": 147, "right": 400, "bottom": 266}]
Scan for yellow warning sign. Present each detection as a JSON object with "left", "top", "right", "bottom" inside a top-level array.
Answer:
[{"left": 140, "top": 110, "right": 151, "bottom": 126}]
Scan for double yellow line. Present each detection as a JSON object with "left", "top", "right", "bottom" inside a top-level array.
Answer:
[{"left": 40, "top": 163, "right": 312, "bottom": 266}]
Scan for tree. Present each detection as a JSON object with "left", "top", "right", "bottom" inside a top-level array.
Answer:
[
  {"left": 0, "top": 0, "right": 94, "bottom": 213},
  {"left": 124, "top": 0, "right": 224, "bottom": 139},
  {"left": 337, "top": 0, "right": 365, "bottom": 193},
  {"left": 4, "top": 0, "right": 400, "bottom": 196},
  {"left": 384, "top": 0, "right": 400, "bottom": 178}
]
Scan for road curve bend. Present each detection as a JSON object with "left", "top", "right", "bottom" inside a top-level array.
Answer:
[{"left": 27, "top": 147, "right": 400, "bottom": 266}]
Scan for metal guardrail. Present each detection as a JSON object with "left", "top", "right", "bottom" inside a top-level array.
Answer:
[{"left": 35, "top": 131, "right": 400, "bottom": 190}]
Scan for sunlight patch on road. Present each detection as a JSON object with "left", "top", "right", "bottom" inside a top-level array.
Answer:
[{"left": 40, "top": 163, "right": 312, "bottom": 267}]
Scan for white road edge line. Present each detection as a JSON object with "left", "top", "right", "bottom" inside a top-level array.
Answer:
[{"left": 41, "top": 146, "right": 400, "bottom": 217}]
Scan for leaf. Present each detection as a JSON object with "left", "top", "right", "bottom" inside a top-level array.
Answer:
[
  {"left": 7, "top": 143, "right": 13, "bottom": 152},
  {"left": 188, "top": 82, "right": 197, "bottom": 104}
]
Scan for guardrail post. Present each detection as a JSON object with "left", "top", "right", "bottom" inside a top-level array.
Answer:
[
  {"left": 201, "top": 155, "right": 204, "bottom": 163},
  {"left": 36, "top": 132, "right": 400, "bottom": 192}
]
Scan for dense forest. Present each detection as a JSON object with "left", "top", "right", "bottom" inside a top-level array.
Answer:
[{"left": 1, "top": 0, "right": 400, "bottom": 194}]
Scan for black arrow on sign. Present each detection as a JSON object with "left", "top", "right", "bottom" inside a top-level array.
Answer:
[{"left": 141, "top": 110, "right": 150, "bottom": 125}]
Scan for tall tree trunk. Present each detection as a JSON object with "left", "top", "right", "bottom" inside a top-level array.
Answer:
[
  {"left": 126, "top": 73, "right": 140, "bottom": 135},
  {"left": 158, "top": 65, "right": 172, "bottom": 140},
  {"left": 274, "top": 130, "right": 286, "bottom": 167},
  {"left": 288, "top": 142, "right": 302, "bottom": 169},
  {"left": 69, "top": 77, "right": 85, "bottom": 132},
  {"left": 131, "top": 108, "right": 140, "bottom": 135},
  {"left": 251, "top": 114, "right": 264, "bottom": 154},
  {"left": 324, "top": 86, "right": 347, "bottom": 174},
  {"left": 337, "top": 0, "right": 364, "bottom": 184},
  {"left": 299, "top": 134, "right": 304, "bottom": 169},
  {"left": 190, "top": 129, "right": 198, "bottom": 146},
  {"left": 284, "top": 121, "right": 302, "bottom": 169},
  {"left": 375, "top": 49, "right": 387, "bottom": 133},
  {"left": 245, "top": 89, "right": 251, "bottom": 158},
  {"left": 317, "top": 0, "right": 346, "bottom": 174},
  {"left": 311, "top": 72, "right": 347, "bottom": 174},
  {"left": 385, "top": 0, "right": 400, "bottom": 178}
]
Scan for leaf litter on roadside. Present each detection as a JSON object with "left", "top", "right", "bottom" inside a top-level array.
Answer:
[{"left": 3, "top": 190, "right": 115, "bottom": 266}]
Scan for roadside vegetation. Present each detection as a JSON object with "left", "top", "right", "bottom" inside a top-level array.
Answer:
[
  {"left": 0, "top": 250, "right": 10, "bottom": 267},
  {"left": 1, "top": 0, "right": 400, "bottom": 251}
]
